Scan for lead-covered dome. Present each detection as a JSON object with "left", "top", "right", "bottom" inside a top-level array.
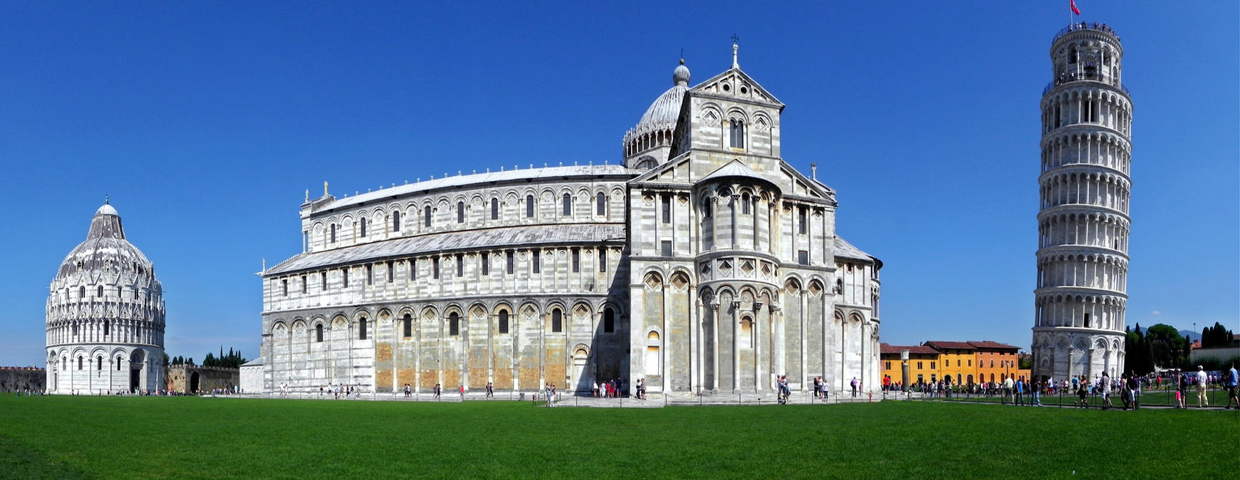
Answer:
[
  {"left": 623, "top": 60, "right": 691, "bottom": 168},
  {"left": 55, "top": 202, "right": 156, "bottom": 283}
]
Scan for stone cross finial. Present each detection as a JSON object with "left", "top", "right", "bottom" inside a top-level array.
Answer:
[
  {"left": 811, "top": 163, "right": 817, "bottom": 181},
  {"left": 324, "top": 181, "right": 329, "bottom": 196}
]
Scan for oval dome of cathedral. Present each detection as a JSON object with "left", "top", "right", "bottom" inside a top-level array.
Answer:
[
  {"left": 632, "top": 62, "right": 690, "bottom": 133},
  {"left": 55, "top": 202, "right": 156, "bottom": 282}
]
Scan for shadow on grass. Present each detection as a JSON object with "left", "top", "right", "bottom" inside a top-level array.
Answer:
[{"left": 0, "top": 433, "right": 91, "bottom": 480}]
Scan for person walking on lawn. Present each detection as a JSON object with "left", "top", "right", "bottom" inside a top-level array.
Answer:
[
  {"left": 1226, "top": 363, "right": 1239, "bottom": 410},
  {"left": 1196, "top": 366, "right": 1209, "bottom": 408}
]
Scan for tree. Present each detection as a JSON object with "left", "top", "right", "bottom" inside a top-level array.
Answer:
[
  {"left": 1145, "top": 324, "right": 1185, "bottom": 368},
  {"left": 1202, "top": 322, "right": 1236, "bottom": 348}
]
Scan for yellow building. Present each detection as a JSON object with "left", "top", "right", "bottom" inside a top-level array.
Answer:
[
  {"left": 879, "top": 343, "right": 940, "bottom": 388},
  {"left": 923, "top": 341, "right": 977, "bottom": 386}
]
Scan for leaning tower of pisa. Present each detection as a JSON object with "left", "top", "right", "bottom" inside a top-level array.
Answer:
[{"left": 1032, "top": 22, "right": 1132, "bottom": 382}]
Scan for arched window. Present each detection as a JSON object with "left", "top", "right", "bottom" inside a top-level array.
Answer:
[
  {"left": 603, "top": 308, "right": 615, "bottom": 333},
  {"left": 424, "top": 206, "right": 432, "bottom": 227},
  {"left": 359, "top": 317, "right": 368, "bottom": 340},
  {"left": 330, "top": 224, "right": 337, "bottom": 243},
  {"left": 97, "top": 356, "right": 103, "bottom": 371},
  {"left": 498, "top": 310, "right": 509, "bottom": 334},
  {"left": 491, "top": 198, "right": 499, "bottom": 220},
  {"left": 77, "top": 356, "right": 83, "bottom": 370},
  {"left": 448, "top": 312, "right": 460, "bottom": 336},
  {"left": 551, "top": 309, "right": 563, "bottom": 333},
  {"left": 316, "top": 324, "right": 324, "bottom": 342},
  {"left": 103, "top": 320, "right": 110, "bottom": 336},
  {"left": 117, "top": 356, "right": 123, "bottom": 371},
  {"left": 97, "top": 285, "right": 104, "bottom": 297},
  {"left": 729, "top": 118, "right": 745, "bottom": 149},
  {"left": 392, "top": 211, "right": 401, "bottom": 232},
  {"left": 457, "top": 201, "right": 465, "bottom": 223},
  {"left": 402, "top": 314, "right": 412, "bottom": 338},
  {"left": 359, "top": 217, "right": 367, "bottom": 238},
  {"left": 742, "top": 193, "right": 750, "bottom": 215},
  {"left": 596, "top": 192, "right": 606, "bottom": 216},
  {"left": 526, "top": 195, "right": 535, "bottom": 218},
  {"left": 598, "top": 248, "right": 607, "bottom": 273},
  {"left": 79, "top": 286, "right": 85, "bottom": 299},
  {"left": 562, "top": 193, "right": 572, "bottom": 216}
]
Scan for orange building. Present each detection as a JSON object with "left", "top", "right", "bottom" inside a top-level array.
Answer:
[{"left": 969, "top": 341, "right": 1027, "bottom": 383}]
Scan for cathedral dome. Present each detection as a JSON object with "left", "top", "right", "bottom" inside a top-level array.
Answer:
[
  {"left": 53, "top": 203, "right": 158, "bottom": 290},
  {"left": 622, "top": 61, "right": 690, "bottom": 165}
]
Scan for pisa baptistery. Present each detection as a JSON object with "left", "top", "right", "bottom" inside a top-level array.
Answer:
[
  {"left": 45, "top": 202, "right": 166, "bottom": 394},
  {"left": 1032, "top": 22, "right": 1132, "bottom": 383}
]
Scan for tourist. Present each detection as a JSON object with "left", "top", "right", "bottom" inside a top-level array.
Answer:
[
  {"left": 1225, "top": 363, "right": 1239, "bottom": 410},
  {"left": 592, "top": 381, "right": 599, "bottom": 397},
  {"left": 850, "top": 377, "right": 858, "bottom": 398},
  {"left": 1077, "top": 380, "right": 1089, "bottom": 408},
  {"left": 1126, "top": 371, "right": 1139, "bottom": 410},
  {"left": 1195, "top": 366, "right": 1209, "bottom": 408},
  {"left": 1176, "top": 371, "right": 1187, "bottom": 408},
  {"left": 486, "top": 381, "right": 494, "bottom": 399},
  {"left": 1014, "top": 378, "right": 1024, "bottom": 406},
  {"left": 404, "top": 383, "right": 411, "bottom": 398},
  {"left": 822, "top": 380, "right": 829, "bottom": 400},
  {"left": 1032, "top": 379, "right": 1042, "bottom": 406}
]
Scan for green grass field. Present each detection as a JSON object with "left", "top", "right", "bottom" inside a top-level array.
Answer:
[{"left": 1, "top": 395, "right": 1236, "bottom": 479}]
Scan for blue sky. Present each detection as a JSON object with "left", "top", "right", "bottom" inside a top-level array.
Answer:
[{"left": 1, "top": 1, "right": 1236, "bottom": 366}]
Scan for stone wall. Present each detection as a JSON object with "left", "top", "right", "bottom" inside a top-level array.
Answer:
[
  {"left": 166, "top": 365, "right": 240, "bottom": 393},
  {"left": 0, "top": 367, "right": 46, "bottom": 393}
]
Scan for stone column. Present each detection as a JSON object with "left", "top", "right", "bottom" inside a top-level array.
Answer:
[
  {"left": 772, "top": 304, "right": 784, "bottom": 387},
  {"left": 662, "top": 280, "right": 670, "bottom": 391},
  {"left": 692, "top": 298, "right": 701, "bottom": 393},
  {"left": 732, "top": 300, "right": 741, "bottom": 392},
  {"left": 711, "top": 299, "right": 720, "bottom": 391},
  {"left": 753, "top": 302, "right": 762, "bottom": 392}
]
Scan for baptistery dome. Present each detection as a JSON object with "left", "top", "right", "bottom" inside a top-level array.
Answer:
[{"left": 45, "top": 202, "right": 166, "bottom": 394}]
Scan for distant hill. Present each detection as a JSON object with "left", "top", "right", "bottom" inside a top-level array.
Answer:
[{"left": 1178, "top": 330, "right": 1197, "bottom": 341}]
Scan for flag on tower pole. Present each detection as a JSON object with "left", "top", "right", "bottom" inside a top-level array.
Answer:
[{"left": 1071, "top": 0, "right": 1081, "bottom": 16}]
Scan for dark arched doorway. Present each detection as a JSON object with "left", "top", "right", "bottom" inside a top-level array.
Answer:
[
  {"left": 129, "top": 350, "right": 145, "bottom": 392},
  {"left": 189, "top": 372, "right": 200, "bottom": 393}
]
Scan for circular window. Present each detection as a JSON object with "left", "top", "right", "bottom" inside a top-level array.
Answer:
[
  {"left": 740, "top": 86, "right": 749, "bottom": 94},
  {"left": 722, "top": 84, "right": 730, "bottom": 92}
]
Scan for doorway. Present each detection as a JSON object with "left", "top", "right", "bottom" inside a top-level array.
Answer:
[{"left": 189, "top": 372, "right": 200, "bottom": 393}]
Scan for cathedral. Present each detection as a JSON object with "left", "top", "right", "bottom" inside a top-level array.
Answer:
[{"left": 259, "top": 45, "right": 883, "bottom": 397}]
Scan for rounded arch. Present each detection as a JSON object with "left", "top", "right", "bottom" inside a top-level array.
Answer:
[{"left": 784, "top": 277, "right": 802, "bottom": 295}]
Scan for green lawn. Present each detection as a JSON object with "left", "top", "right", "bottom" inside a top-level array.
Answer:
[{"left": 1, "top": 394, "right": 1236, "bottom": 479}]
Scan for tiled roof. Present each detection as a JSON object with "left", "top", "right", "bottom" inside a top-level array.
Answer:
[
  {"left": 317, "top": 165, "right": 636, "bottom": 212},
  {"left": 880, "top": 343, "right": 939, "bottom": 355},
  {"left": 834, "top": 236, "right": 878, "bottom": 265},
  {"left": 924, "top": 341, "right": 977, "bottom": 351},
  {"left": 265, "top": 224, "right": 627, "bottom": 275},
  {"left": 968, "top": 341, "right": 1021, "bottom": 351}
]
